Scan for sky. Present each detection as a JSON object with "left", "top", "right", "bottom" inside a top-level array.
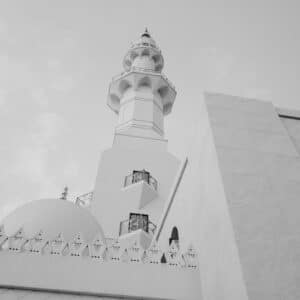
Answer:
[{"left": 0, "top": 0, "right": 300, "bottom": 219}]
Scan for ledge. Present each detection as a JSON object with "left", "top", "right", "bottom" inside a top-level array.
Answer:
[{"left": 0, "top": 250, "right": 201, "bottom": 300}]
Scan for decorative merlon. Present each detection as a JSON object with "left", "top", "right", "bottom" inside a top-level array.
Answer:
[{"left": 0, "top": 226, "right": 198, "bottom": 269}]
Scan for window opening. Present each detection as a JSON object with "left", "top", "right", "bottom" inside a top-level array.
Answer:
[
  {"left": 169, "top": 226, "right": 179, "bottom": 247},
  {"left": 129, "top": 213, "right": 149, "bottom": 233}
]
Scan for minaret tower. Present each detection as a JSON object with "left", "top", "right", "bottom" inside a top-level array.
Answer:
[
  {"left": 92, "top": 30, "right": 180, "bottom": 242},
  {"left": 108, "top": 29, "right": 176, "bottom": 142}
]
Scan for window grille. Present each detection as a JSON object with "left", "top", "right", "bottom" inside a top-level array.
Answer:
[
  {"left": 119, "top": 213, "right": 156, "bottom": 236},
  {"left": 124, "top": 169, "right": 158, "bottom": 191},
  {"left": 129, "top": 213, "right": 149, "bottom": 233}
]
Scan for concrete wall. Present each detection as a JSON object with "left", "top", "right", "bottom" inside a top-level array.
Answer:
[
  {"left": 158, "top": 93, "right": 300, "bottom": 300},
  {"left": 158, "top": 93, "right": 248, "bottom": 300},
  {"left": 205, "top": 93, "right": 300, "bottom": 300},
  {"left": 0, "top": 251, "right": 201, "bottom": 300}
]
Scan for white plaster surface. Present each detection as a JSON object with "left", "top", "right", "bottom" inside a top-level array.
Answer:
[
  {"left": 113, "top": 133, "right": 167, "bottom": 151},
  {"left": 212, "top": 125, "right": 298, "bottom": 156},
  {"left": 158, "top": 93, "right": 248, "bottom": 300},
  {"left": 121, "top": 180, "right": 158, "bottom": 210},
  {"left": 205, "top": 93, "right": 300, "bottom": 300},
  {"left": 119, "top": 228, "right": 152, "bottom": 249},
  {"left": 158, "top": 92, "right": 300, "bottom": 300},
  {"left": 92, "top": 146, "right": 180, "bottom": 238},
  {"left": 0, "top": 251, "right": 201, "bottom": 300}
]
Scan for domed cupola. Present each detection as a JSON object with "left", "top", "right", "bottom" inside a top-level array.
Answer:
[{"left": 123, "top": 28, "right": 164, "bottom": 73}]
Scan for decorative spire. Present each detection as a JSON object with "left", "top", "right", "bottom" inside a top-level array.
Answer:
[
  {"left": 141, "top": 27, "right": 151, "bottom": 38},
  {"left": 60, "top": 186, "right": 68, "bottom": 200}
]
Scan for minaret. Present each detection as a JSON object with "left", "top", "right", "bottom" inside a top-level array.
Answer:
[
  {"left": 92, "top": 31, "right": 180, "bottom": 242},
  {"left": 107, "top": 29, "right": 176, "bottom": 142}
]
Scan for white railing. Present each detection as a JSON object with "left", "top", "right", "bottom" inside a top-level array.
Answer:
[
  {"left": 119, "top": 218, "right": 157, "bottom": 236},
  {"left": 111, "top": 69, "right": 176, "bottom": 91},
  {"left": 124, "top": 171, "right": 158, "bottom": 191},
  {"left": 75, "top": 191, "right": 93, "bottom": 208}
]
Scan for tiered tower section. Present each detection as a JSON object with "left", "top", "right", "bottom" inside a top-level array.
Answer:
[
  {"left": 92, "top": 30, "right": 180, "bottom": 240},
  {"left": 107, "top": 29, "right": 176, "bottom": 140}
]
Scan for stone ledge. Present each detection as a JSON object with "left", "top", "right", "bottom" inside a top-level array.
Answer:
[{"left": 0, "top": 250, "right": 201, "bottom": 300}]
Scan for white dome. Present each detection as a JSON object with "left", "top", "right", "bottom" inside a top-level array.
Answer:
[{"left": 1, "top": 198, "right": 105, "bottom": 242}]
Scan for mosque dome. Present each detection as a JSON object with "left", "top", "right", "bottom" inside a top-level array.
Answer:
[{"left": 1, "top": 198, "right": 105, "bottom": 242}]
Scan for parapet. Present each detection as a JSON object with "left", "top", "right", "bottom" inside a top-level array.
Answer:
[{"left": 0, "top": 226, "right": 201, "bottom": 299}]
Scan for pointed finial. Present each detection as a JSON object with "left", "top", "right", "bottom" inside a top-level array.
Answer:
[
  {"left": 60, "top": 186, "right": 68, "bottom": 200},
  {"left": 141, "top": 28, "right": 151, "bottom": 38}
]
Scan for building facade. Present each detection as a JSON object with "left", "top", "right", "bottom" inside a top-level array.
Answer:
[{"left": 0, "top": 31, "right": 300, "bottom": 300}]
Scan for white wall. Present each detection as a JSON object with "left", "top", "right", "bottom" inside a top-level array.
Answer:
[
  {"left": 158, "top": 93, "right": 248, "bottom": 300},
  {"left": 0, "top": 251, "right": 201, "bottom": 300},
  {"left": 205, "top": 93, "right": 300, "bottom": 300}
]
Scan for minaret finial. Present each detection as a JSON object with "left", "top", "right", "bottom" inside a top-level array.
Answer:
[
  {"left": 60, "top": 186, "right": 68, "bottom": 200},
  {"left": 141, "top": 28, "right": 151, "bottom": 38}
]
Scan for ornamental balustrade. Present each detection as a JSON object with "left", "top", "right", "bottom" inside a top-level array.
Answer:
[
  {"left": 119, "top": 218, "right": 157, "bottom": 237},
  {"left": 0, "top": 227, "right": 198, "bottom": 269},
  {"left": 111, "top": 70, "right": 176, "bottom": 91},
  {"left": 129, "top": 41, "right": 161, "bottom": 51}
]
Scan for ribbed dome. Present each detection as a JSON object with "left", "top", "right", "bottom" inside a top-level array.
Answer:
[
  {"left": 132, "top": 29, "right": 158, "bottom": 49},
  {"left": 122, "top": 29, "right": 164, "bottom": 72},
  {"left": 1, "top": 198, "right": 105, "bottom": 242}
]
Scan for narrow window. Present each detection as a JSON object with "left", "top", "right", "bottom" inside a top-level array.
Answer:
[{"left": 169, "top": 226, "right": 179, "bottom": 247}]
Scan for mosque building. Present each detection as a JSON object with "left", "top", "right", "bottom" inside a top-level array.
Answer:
[{"left": 0, "top": 29, "right": 300, "bottom": 300}]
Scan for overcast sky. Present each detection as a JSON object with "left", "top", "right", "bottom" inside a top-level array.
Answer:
[{"left": 0, "top": 0, "right": 300, "bottom": 219}]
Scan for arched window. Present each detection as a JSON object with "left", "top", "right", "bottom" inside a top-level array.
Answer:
[{"left": 169, "top": 226, "right": 179, "bottom": 247}]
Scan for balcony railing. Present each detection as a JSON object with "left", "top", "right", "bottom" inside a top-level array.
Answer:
[
  {"left": 119, "top": 217, "right": 157, "bottom": 237},
  {"left": 75, "top": 192, "right": 93, "bottom": 208},
  {"left": 124, "top": 169, "right": 158, "bottom": 191},
  {"left": 111, "top": 69, "right": 176, "bottom": 91}
]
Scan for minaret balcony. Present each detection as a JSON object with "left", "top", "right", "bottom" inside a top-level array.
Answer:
[
  {"left": 124, "top": 169, "right": 158, "bottom": 191},
  {"left": 118, "top": 213, "right": 157, "bottom": 249},
  {"left": 119, "top": 213, "right": 157, "bottom": 236},
  {"left": 122, "top": 170, "right": 158, "bottom": 209},
  {"left": 112, "top": 68, "right": 175, "bottom": 91},
  {"left": 107, "top": 69, "right": 176, "bottom": 115}
]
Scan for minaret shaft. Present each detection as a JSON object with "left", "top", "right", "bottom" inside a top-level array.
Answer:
[
  {"left": 115, "top": 82, "right": 165, "bottom": 139},
  {"left": 92, "top": 30, "right": 181, "bottom": 239}
]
